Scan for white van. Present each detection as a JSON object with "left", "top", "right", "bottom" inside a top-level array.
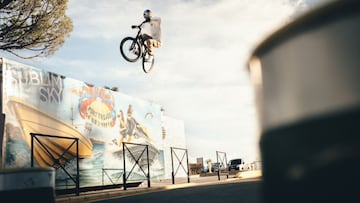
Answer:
[{"left": 227, "top": 159, "right": 242, "bottom": 171}]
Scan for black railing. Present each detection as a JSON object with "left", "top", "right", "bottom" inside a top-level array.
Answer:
[
  {"left": 170, "top": 147, "right": 190, "bottom": 184},
  {"left": 102, "top": 168, "right": 124, "bottom": 185},
  {"left": 216, "top": 151, "right": 228, "bottom": 180},
  {"left": 30, "top": 133, "right": 80, "bottom": 196},
  {"left": 122, "top": 142, "right": 150, "bottom": 190}
]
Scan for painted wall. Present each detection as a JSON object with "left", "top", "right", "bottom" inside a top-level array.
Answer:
[{"left": 0, "top": 57, "right": 185, "bottom": 189}]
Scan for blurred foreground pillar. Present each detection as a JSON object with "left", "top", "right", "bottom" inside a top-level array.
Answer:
[{"left": 248, "top": 1, "right": 360, "bottom": 203}]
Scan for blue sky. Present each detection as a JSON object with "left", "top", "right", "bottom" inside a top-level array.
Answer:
[{"left": 1, "top": 0, "right": 330, "bottom": 163}]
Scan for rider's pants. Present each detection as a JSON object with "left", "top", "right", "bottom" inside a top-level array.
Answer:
[{"left": 146, "top": 39, "right": 161, "bottom": 55}]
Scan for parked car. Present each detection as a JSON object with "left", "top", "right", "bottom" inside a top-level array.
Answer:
[
  {"left": 204, "top": 162, "right": 222, "bottom": 172},
  {"left": 227, "top": 158, "right": 242, "bottom": 171},
  {"left": 238, "top": 163, "right": 251, "bottom": 171}
]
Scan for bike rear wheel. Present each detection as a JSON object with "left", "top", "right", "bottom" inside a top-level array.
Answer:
[
  {"left": 120, "top": 37, "right": 141, "bottom": 62},
  {"left": 142, "top": 52, "right": 155, "bottom": 73}
]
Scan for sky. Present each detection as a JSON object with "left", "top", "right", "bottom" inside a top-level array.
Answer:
[{"left": 1, "top": 0, "right": 331, "bottom": 163}]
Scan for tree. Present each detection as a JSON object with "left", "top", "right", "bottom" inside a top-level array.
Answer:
[{"left": 0, "top": 0, "right": 73, "bottom": 58}]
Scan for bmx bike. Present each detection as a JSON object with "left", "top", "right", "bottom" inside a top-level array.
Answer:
[{"left": 119, "top": 24, "right": 155, "bottom": 73}]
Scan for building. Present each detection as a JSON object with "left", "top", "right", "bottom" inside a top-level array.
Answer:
[{"left": 0, "top": 57, "right": 187, "bottom": 189}]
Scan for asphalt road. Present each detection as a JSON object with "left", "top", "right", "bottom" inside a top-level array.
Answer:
[{"left": 93, "top": 179, "right": 262, "bottom": 203}]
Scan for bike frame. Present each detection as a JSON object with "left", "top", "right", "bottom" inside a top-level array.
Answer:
[
  {"left": 120, "top": 20, "right": 155, "bottom": 73},
  {"left": 132, "top": 21, "right": 149, "bottom": 56}
]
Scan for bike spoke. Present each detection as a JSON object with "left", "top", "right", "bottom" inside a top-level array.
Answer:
[{"left": 120, "top": 37, "right": 141, "bottom": 62}]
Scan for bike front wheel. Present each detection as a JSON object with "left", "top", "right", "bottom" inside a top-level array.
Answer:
[{"left": 120, "top": 37, "right": 141, "bottom": 62}]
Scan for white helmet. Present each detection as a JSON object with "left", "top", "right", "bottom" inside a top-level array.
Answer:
[{"left": 143, "top": 9, "right": 152, "bottom": 20}]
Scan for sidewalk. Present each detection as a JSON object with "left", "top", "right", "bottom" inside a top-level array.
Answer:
[{"left": 56, "top": 170, "right": 262, "bottom": 203}]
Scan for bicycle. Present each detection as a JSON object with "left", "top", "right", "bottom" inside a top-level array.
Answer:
[{"left": 119, "top": 23, "right": 155, "bottom": 73}]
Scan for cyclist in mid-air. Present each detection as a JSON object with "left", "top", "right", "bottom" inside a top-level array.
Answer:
[
  {"left": 119, "top": 9, "right": 161, "bottom": 73},
  {"left": 139, "top": 9, "right": 161, "bottom": 56}
]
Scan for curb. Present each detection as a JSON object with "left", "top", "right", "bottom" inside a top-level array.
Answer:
[
  {"left": 56, "top": 186, "right": 166, "bottom": 203},
  {"left": 235, "top": 170, "right": 262, "bottom": 179},
  {"left": 56, "top": 171, "right": 262, "bottom": 203}
]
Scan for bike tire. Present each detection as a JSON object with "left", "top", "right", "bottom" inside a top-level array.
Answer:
[
  {"left": 142, "top": 52, "right": 155, "bottom": 73},
  {"left": 120, "top": 37, "right": 142, "bottom": 62}
]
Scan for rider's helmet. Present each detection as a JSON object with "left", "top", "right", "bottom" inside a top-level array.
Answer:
[{"left": 143, "top": 9, "right": 152, "bottom": 21}]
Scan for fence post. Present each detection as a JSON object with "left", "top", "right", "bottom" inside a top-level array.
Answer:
[
  {"left": 123, "top": 143, "right": 127, "bottom": 190},
  {"left": 30, "top": 133, "right": 34, "bottom": 167},
  {"left": 76, "top": 138, "right": 80, "bottom": 196},
  {"left": 171, "top": 147, "right": 175, "bottom": 184},
  {"left": 186, "top": 149, "right": 190, "bottom": 183},
  {"left": 147, "top": 145, "right": 150, "bottom": 188}
]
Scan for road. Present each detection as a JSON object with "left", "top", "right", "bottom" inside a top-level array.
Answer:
[{"left": 93, "top": 179, "right": 262, "bottom": 203}]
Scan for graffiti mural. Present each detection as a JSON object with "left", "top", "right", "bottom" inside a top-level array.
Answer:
[{"left": 1, "top": 58, "right": 164, "bottom": 188}]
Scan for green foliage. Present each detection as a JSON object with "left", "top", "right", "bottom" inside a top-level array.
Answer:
[{"left": 0, "top": 0, "right": 73, "bottom": 58}]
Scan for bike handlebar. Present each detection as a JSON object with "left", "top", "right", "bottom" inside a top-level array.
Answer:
[{"left": 131, "top": 21, "right": 147, "bottom": 29}]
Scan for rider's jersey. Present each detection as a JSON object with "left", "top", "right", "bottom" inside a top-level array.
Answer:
[{"left": 141, "top": 17, "right": 161, "bottom": 42}]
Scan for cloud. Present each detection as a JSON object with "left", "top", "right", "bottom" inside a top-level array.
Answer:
[{"left": 2, "top": 0, "right": 330, "bottom": 163}]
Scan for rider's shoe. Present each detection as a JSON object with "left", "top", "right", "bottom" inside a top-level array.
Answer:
[{"left": 144, "top": 55, "right": 153, "bottom": 62}]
